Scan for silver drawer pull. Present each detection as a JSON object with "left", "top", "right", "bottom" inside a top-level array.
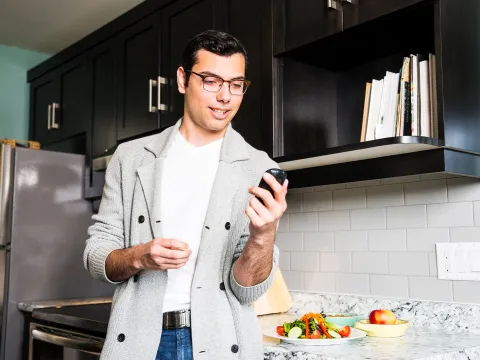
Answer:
[
  {"left": 47, "top": 104, "right": 52, "bottom": 130},
  {"left": 51, "top": 103, "right": 60, "bottom": 129},
  {"left": 31, "top": 329, "right": 103, "bottom": 355},
  {"left": 149, "top": 79, "right": 158, "bottom": 112},
  {"left": 157, "top": 76, "right": 167, "bottom": 111}
]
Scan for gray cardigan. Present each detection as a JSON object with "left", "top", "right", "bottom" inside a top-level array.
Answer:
[{"left": 83, "top": 119, "right": 280, "bottom": 360}]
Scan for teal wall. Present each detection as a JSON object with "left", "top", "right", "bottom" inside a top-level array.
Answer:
[{"left": 0, "top": 45, "right": 50, "bottom": 140}]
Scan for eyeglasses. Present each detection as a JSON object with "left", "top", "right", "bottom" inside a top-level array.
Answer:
[{"left": 187, "top": 70, "right": 251, "bottom": 95}]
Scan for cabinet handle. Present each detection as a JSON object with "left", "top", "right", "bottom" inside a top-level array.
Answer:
[
  {"left": 157, "top": 76, "right": 167, "bottom": 111},
  {"left": 51, "top": 103, "right": 60, "bottom": 129},
  {"left": 149, "top": 79, "right": 158, "bottom": 112},
  {"left": 327, "top": 0, "right": 339, "bottom": 10},
  {"left": 47, "top": 104, "right": 52, "bottom": 130}
]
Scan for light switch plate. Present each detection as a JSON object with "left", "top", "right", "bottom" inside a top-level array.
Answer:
[{"left": 436, "top": 242, "right": 480, "bottom": 281}]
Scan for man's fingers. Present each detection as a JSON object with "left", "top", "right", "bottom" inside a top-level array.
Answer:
[{"left": 157, "top": 238, "right": 189, "bottom": 250}]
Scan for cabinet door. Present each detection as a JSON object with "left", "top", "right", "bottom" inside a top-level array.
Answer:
[
  {"left": 160, "top": 0, "right": 224, "bottom": 129},
  {"left": 342, "top": 0, "right": 426, "bottom": 29},
  {"left": 226, "top": 0, "right": 274, "bottom": 156},
  {"left": 284, "top": 0, "right": 342, "bottom": 52},
  {"left": 116, "top": 12, "right": 161, "bottom": 141},
  {"left": 85, "top": 40, "right": 117, "bottom": 199},
  {"left": 30, "top": 74, "right": 59, "bottom": 146}
]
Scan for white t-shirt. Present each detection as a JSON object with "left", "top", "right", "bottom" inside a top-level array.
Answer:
[{"left": 161, "top": 131, "right": 223, "bottom": 312}]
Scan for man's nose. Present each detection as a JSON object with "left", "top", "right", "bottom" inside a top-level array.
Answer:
[{"left": 216, "top": 82, "right": 231, "bottom": 102}]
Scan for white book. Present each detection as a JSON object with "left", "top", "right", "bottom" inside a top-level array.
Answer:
[
  {"left": 419, "top": 60, "right": 431, "bottom": 137},
  {"left": 375, "top": 72, "right": 393, "bottom": 139},
  {"left": 365, "top": 78, "right": 384, "bottom": 141}
]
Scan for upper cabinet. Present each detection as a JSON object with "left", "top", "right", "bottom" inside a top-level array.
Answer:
[
  {"left": 116, "top": 12, "right": 162, "bottom": 141},
  {"left": 342, "top": 0, "right": 427, "bottom": 29}
]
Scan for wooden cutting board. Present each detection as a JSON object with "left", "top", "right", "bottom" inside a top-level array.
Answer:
[{"left": 252, "top": 268, "right": 292, "bottom": 316}]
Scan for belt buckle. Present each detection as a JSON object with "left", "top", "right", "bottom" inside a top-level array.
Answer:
[{"left": 163, "top": 309, "right": 191, "bottom": 329}]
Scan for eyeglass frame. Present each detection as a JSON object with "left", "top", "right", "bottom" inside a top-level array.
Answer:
[{"left": 186, "top": 70, "right": 251, "bottom": 95}]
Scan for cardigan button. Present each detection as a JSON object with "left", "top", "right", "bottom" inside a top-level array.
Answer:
[
  {"left": 133, "top": 274, "right": 139, "bottom": 282},
  {"left": 220, "top": 282, "right": 226, "bottom": 291},
  {"left": 231, "top": 344, "right": 239, "bottom": 353},
  {"left": 138, "top": 215, "right": 145, "bottom": 224},
  {"left": 117, "top": 333, "right": 125, "bottom": 342},
  {"left": 225, "top": 222, "right": 231, "bottom": 230}
]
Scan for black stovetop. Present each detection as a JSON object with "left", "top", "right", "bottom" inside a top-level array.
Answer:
[{"left": 32, "top": 303, "right": 112, "bottom": 335}]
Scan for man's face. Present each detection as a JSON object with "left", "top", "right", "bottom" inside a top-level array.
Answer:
[{"left": 178, "top": 49, "right": 246, "bottom": 133}]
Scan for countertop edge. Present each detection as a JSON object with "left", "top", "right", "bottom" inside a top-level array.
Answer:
[{"left": 18, "top": 297, "right": 113, "bottom": 312}]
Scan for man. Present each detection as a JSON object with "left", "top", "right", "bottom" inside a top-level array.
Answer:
[{"left": 83, "top": 30, "right": 288, "bottom": 360}]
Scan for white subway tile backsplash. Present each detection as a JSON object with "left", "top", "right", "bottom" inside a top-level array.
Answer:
[
  {"left": 409, "top": 277, "right": 453, "bottom": 301},
  {"left": 389, "top": 253, "right": 430, "bottom": 276},
  {"left": 427, "top": 202, "right": 474, "bottom": 227},
  {"left": 291, "top": 252, "right": 320, "bottom": 272},
  {"left": 304, "top": 232, "right": 335, "bottom": 251},
  {"left": 453, "top": 281, "right": 480, "bottom": 303},
  {"left": 387, "top": 205, "right": 427, "bottom": 229},
  {"left": 280, "top": 177, "right": 480, "bottom": 305},
  {"left": 406, "top": 228, "right": 450, "bottom": 252},
  {"left": 368, "top": 230, "right": 406, "bottom": 251},
  {"left": 277, "top": 214, "right": 289, "bottom": 233},
  {"left": 370, "top": 275, "right": 409, "bottom": 298},
  {"left": 303, "top": 191, "right": 332, "bottom": 212},
  {"left": 404, "top": 180, "right": 447, "bottom": 205},
  {"left": 450, "top": 227, "right": 480, "bottom": 243},
  {"left": 279, "top": 252, "right": 290, "bottom": 271},
  {"left": 474, "top": 202, "right": 480, "bottom": 225},
  {"left": 346, "top": 180, "right": 381, "bottom": 188},
  {"left": 353, "top": 252, "right": 388, "bottom": 274},
  {"left": 285, "top": 193, "right": 302, "bottom": 213},
  {"left": 320, "top": 252, "right": 352, "bottom": 273},
  {"left": 333, "top": 188, "right": 366, "bottom": 210},
  {"left": 318, "top": 210, "right": 350, "bottom": 231},
  {"left": 289, "top": 212, "right": 319, "bottom": 232},
  {"left": 282, "top": 271, "right": 304, "bottom": 291},
  {"left": 381, "top": 175, "right": 421, "bottom": 184},
  {"left": 276, "top": 233, "right": 303, "bottom": 251},
  {"left": 336, "top": 274, "right": 370, "bottom": 295},
  {"left": 429, "top": 253, "right": 438, "bottom": 276},
  {"left": 447, "top": 177, "right": 480, "bottom": 202},
  {"left": 335, "top": 231, "right": 368, "bottom": 251},
  {"left": 315, "top": 183, "right": 346, "bottom": 191},
  {"left": 305, "top": 273, "right": 336, "bottom": 292},
  {"left": 367, "top": 184, "right": 404, "bottom": 208},
  {"left": 351, "top": 208, "right": 386, "bottom": 230}
]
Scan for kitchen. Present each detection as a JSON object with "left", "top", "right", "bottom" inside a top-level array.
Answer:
[{"left": 1, "top": 0, "right": 480, "bottom": 359}]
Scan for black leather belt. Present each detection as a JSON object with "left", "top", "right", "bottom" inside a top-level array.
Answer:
[{"left": 162, "top": 309, "right": 191, "bottom": 329}]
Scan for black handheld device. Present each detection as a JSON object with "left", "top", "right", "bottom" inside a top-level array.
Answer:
[{"left": 256, "top": 168, "right": 287, "bottom": 205}]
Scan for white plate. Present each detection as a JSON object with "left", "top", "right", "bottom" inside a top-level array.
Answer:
[{"left": 263, "top": 327, "right": 367, "bottom": 346}]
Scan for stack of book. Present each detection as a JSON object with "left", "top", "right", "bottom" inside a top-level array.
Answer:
[{"left": 360, "top": 54, "right": 438, "bottom": 142}]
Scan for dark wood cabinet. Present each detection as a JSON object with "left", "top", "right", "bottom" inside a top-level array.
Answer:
[
  {"left": 282, "top": 0, "right": 342, "bottom": 53},
  {"left": 342, "top": 0, "right": 426, "bottom": 29},
  {"left": 116, "top": 12, "right": 162, "bottom": 141},
  {"left": 30, "top": 57, "right": 88, "bottom": 147}
]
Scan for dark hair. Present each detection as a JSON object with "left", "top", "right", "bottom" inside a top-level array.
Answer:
[{"left": 180, "top": 30, "right": 248, "bottom": 85}]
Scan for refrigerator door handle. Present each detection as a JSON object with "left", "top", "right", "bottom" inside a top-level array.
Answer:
[
  {"left": 31, "top": 329, "right": 103, "bottom": 355},
  {"left": 0, "top": 144, "right": 13, "bottom": 247}
]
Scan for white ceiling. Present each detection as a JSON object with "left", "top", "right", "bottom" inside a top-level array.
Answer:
[{"left": 0, "top": 0, "right": 144, "bottom": 54}]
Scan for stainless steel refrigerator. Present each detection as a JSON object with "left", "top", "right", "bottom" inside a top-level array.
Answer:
[{"left": 0, "top": 144, "right": 115, "bottom": 360}]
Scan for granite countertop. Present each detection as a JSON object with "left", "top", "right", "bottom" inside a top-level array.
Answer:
[{"left": 259, "top": 313, "right": 480, "bottom": 360}]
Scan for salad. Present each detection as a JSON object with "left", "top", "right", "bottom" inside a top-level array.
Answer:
[{"left": 276, "top": 312, "right": 351, "bottom": 339}]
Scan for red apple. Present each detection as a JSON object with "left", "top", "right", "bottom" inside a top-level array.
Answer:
[{"left": 369, "top": 309, "right": 396, "bottom": 325}]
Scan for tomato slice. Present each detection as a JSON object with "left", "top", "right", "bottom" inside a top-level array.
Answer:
[
  {"left": 338, "top": 325, "right": 351, "bottom": 337},
  {"left": 276, "top": 326, "right": 285, "bottom": 336},
  {"left": 310, "top": 330, "right": 321, "bottom": 339}
]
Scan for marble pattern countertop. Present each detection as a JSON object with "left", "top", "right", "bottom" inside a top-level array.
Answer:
[{"left": 260, "top": 314, "right": 480, "bottom": 360}]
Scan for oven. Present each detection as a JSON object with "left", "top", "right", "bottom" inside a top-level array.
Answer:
[{"left": 29, "top": 322, "right": 104, "bottom": 360}]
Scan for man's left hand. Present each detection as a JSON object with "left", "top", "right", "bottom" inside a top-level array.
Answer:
[{"left": 246, "top": 172, "right": 288, "bottom": 245}]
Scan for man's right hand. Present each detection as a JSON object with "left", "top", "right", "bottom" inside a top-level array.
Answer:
[{"left": 134, "top": 238, "right": 192, "bottom": 271}]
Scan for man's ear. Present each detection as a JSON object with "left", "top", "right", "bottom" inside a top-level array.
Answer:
[{"left": 177, "top": 67, "right": 187, "bottom": 94}]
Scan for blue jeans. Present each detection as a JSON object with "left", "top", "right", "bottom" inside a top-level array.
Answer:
[{"left": 156, "top": 328, "right": 193, "bottom": 360}]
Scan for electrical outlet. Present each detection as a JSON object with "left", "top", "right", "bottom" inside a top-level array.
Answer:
[{"left": 436, "top": 243, "right": 480, "bottom": 281}]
